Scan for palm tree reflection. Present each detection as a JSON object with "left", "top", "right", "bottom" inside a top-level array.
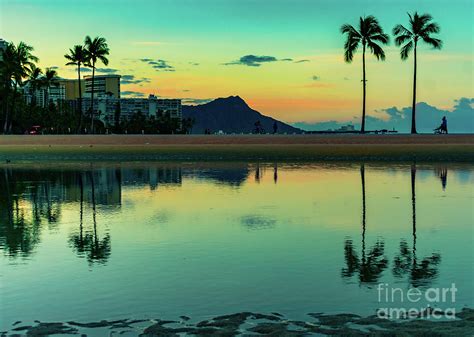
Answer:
[
  {"left": 392, "top": 163, "right": 441, "bottom": 287},
  {"left": 342, "top": 164, "right": 389, "bottom": 285},
  {"left": 69, "top": 171, "right": 110, "bottom": 265}
]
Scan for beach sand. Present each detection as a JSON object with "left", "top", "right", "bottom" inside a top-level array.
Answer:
[{"left": 0, "top": 134, "right": 473, "bottom": 162}]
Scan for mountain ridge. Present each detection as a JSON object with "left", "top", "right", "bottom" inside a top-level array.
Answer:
[{"left": 182, "top": 96, "right": 302, "bottom": 134}]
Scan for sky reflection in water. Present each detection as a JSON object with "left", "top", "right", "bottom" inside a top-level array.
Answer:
[{"left": 0, "top": 162, "right": 472, "bottom": 327}]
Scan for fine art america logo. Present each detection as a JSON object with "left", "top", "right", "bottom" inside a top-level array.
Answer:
[{"left": 376, "top": 283, "right": 458, "bottom": 319}]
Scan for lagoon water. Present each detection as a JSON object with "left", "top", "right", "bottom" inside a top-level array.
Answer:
[{"left": 0, "top": 162, "right": 473, "bottom": 331}]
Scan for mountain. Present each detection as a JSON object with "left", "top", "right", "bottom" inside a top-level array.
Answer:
[{"left": 182, "top": 96, "right": 302, "bottom": 134}]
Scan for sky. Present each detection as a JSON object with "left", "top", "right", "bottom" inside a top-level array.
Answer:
[{"left": 0, "top": 0, "right": 472, "bottom": 130}]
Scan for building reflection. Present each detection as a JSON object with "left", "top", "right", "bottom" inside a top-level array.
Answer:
[{"left": 0, "top": 165, "right": 183, "bottom": 262}]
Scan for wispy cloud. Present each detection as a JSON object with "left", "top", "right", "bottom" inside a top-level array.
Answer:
[
  {"left": 121, "top": 74, "right": 151, "bottom": 85},
  {"left": 294, "top": 59, "right": 310, "bottom": 63},
  {"left": 224, "top": 55, "right": 279, "bottom": 67},
  {"left": 96, "top": 68, "right": 119, "bottom": 74},
  {"left": 122, "top": 90, "right": 146, "bottom": 98},
  {"left": 140, "top": 58, "right": 175, "bottom": 72},
  {"left": 312, "top": 75, "right": 320, "bottom": 81},
  {"left": 182, "top": 97, "right": 213, "bottom": 105}
]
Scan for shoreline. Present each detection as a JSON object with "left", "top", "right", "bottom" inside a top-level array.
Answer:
[
  {"left": 5, "top": 308, "right": 474, "bottom": 336},
  {"left": 0, "top": 134, "right": 473, "bottom": 162}
]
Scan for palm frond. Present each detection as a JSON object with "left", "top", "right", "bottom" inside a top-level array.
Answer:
[
  {"left": 394, "top": 34, "right": 412, "bottom": 46},
  {"left": 369, "top": 33, "right": 389, "bottom": 44},
  {"left": 367, "top": 41, "right": 386, "bottom": 61},
  {"left": 422, "top": 22, "right": 440, "bottom": 35},
  {"left": 422, "top": 36, "right": 442, "bottom": 49},
  {"left": 400, "top": 41, "right": 413, "bottom": 60}
]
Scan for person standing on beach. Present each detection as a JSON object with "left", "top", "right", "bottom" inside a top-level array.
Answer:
[{"left": 441, "top": 116, "right": 448, "bottom": 134}]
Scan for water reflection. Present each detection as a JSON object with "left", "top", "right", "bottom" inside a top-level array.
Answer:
[
  {"left": 435, "top": 166, "right": 448, "bottom": 191},
  {"left": 68, "top": 172, "right": 111, "bottom": 265},
  {"left": 392, "top": 163, "right": 441, "bottom": 287},
  {"left": 0, "top": 162, "right": 454, "bottom": 283},
  {"left": 341, "top": 164, "right": 389, "bottom": 285}
]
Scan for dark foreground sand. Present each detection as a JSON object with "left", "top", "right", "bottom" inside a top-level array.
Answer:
[
  {"left": 5, "top": 308, "right": 474, "bottom": 336},
  {"left": 0, "top": 134, "right": 473, "bottom": 162}
]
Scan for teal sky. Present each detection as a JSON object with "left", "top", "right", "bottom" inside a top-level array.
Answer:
[{"left": 1, "top": 0, "right": 473, "bottom": 127}]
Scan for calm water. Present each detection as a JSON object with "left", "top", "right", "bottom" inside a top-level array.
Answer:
[{"left": 0, "top": 162, "right": 473, "bottom": 330}]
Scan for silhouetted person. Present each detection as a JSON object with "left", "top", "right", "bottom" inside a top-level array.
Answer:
[
  {"left": 434, "top": 116, "right": 448, "bottom": 134},
  {"left": 254, "top": 120, "right": 263, "bottom": 134},
  {"left": 273, "top": 121, "right": 278, "bottom": 134}
]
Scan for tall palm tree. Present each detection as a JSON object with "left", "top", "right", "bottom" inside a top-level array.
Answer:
[
  {"left": 341, "top": 16, "right": 389, "bottom": 133},
  {"left": 84, "top": 36, "right": 109, "bottom": 133},
  {"left": 65, "top": 45, "right": 87, "bottom": 133},
  {"left": 26, "top": 65, "right": 43, "bottom": 106},
  {"left": 42, "top": 68, "right": 59, "bottom": 108},
  {"left": 393, "top": 12, "right": 442, "bottom": 134},
  {"left": 0, "top": 42, "right": 38, "bottom": 133}
]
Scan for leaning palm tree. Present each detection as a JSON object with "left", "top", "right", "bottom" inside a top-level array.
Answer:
[
  {"left": 65, "top": 45, "right": 87, "bottom": 133},
  {"left": 393, "top": 13, "right": 442, "bottom": 134},
  {"left": 26, "top": 65, "right": 43, "bottom": 106},
  {"left": 84, "top": 36, "right": 109, "bottom": 133},
  {"left": 341, "top": 16, "right": 389, "bottom": 133},
  {"left": 42, "top": 68, "right": 59, "bottom": 108},
  {"left": 0, "top": 42, "right": 38, "bottom": 133}
]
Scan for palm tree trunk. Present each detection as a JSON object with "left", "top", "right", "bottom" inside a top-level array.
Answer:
[
  {"left": 411, "top": 162, "right": 417, "bottom": 265},
  {"left": 77, "top": 65, "right": 83, "bottom": 133},
  {"left": 3, "top": 93, "right": 10, "bottom": 134},
  {"left": 6, "top": 85, "right": 17, "bottom": 134},
  {"left": 361, "top": 42, "right": 367, "bottom": 133},
  {"left": 360, "top": 163, "right": 366, "bottom": 242},
  {"left": 90, "top": 64, "right": 95, "bottom": 133},
  {"left": 411, "top": 41, "right": 417, "bottom": 134}
]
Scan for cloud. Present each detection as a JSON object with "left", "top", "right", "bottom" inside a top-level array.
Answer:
[
  {"left": 344, "top": 77, "right": 350, "bottom": 80},
  {"left": 49, "top": 66, "right": 59, "bottom": 70},
  {"left": 224, "top": 55, "right": 279, "bottom": 67},
  {"left": 96, "top": 68, "right": 119, "bottom": 74},
  {"left": 181, "top": 97, "right": 213, "bottom": 105},
  {"left": 312, "top": 75, "right": 320, "bottom": 81},
  {"left": 140, "top": 58, "right": 175, "bottom": 71},
  {"left": 79, "top": 67, "right": 92, "bottom": 73},
  {"left": 189, "top": 62, "right": 199, "bottom": 66},
  {"left": 281, "top": 58, "right": 293, "bottom": 62},
  {"left": 294, "top": 59, "right": 310, "bottom": 63},
  {"left": 293, "top": 98, "right": 474, "bottom": 133},
  {"left": 121, "top": 74, "right": 151, "bottom": 85},
  {"left": 122, "top": 91, "right": 146, "bottom": 98}
]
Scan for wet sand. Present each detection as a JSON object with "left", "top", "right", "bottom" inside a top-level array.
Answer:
[
  {"left": 5, "top": 309, "right": 474, "bottom": 336},
  {"left": 0, "top": 134, "right": 473, "bottom": 162}
]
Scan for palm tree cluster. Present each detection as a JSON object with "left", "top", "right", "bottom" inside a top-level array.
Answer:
[
  {"left": 341, "top": 12, "right": 442, "bottom": 134},
  {"left": 64, "top": 36, "right": 109, "bottom": 133}
]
